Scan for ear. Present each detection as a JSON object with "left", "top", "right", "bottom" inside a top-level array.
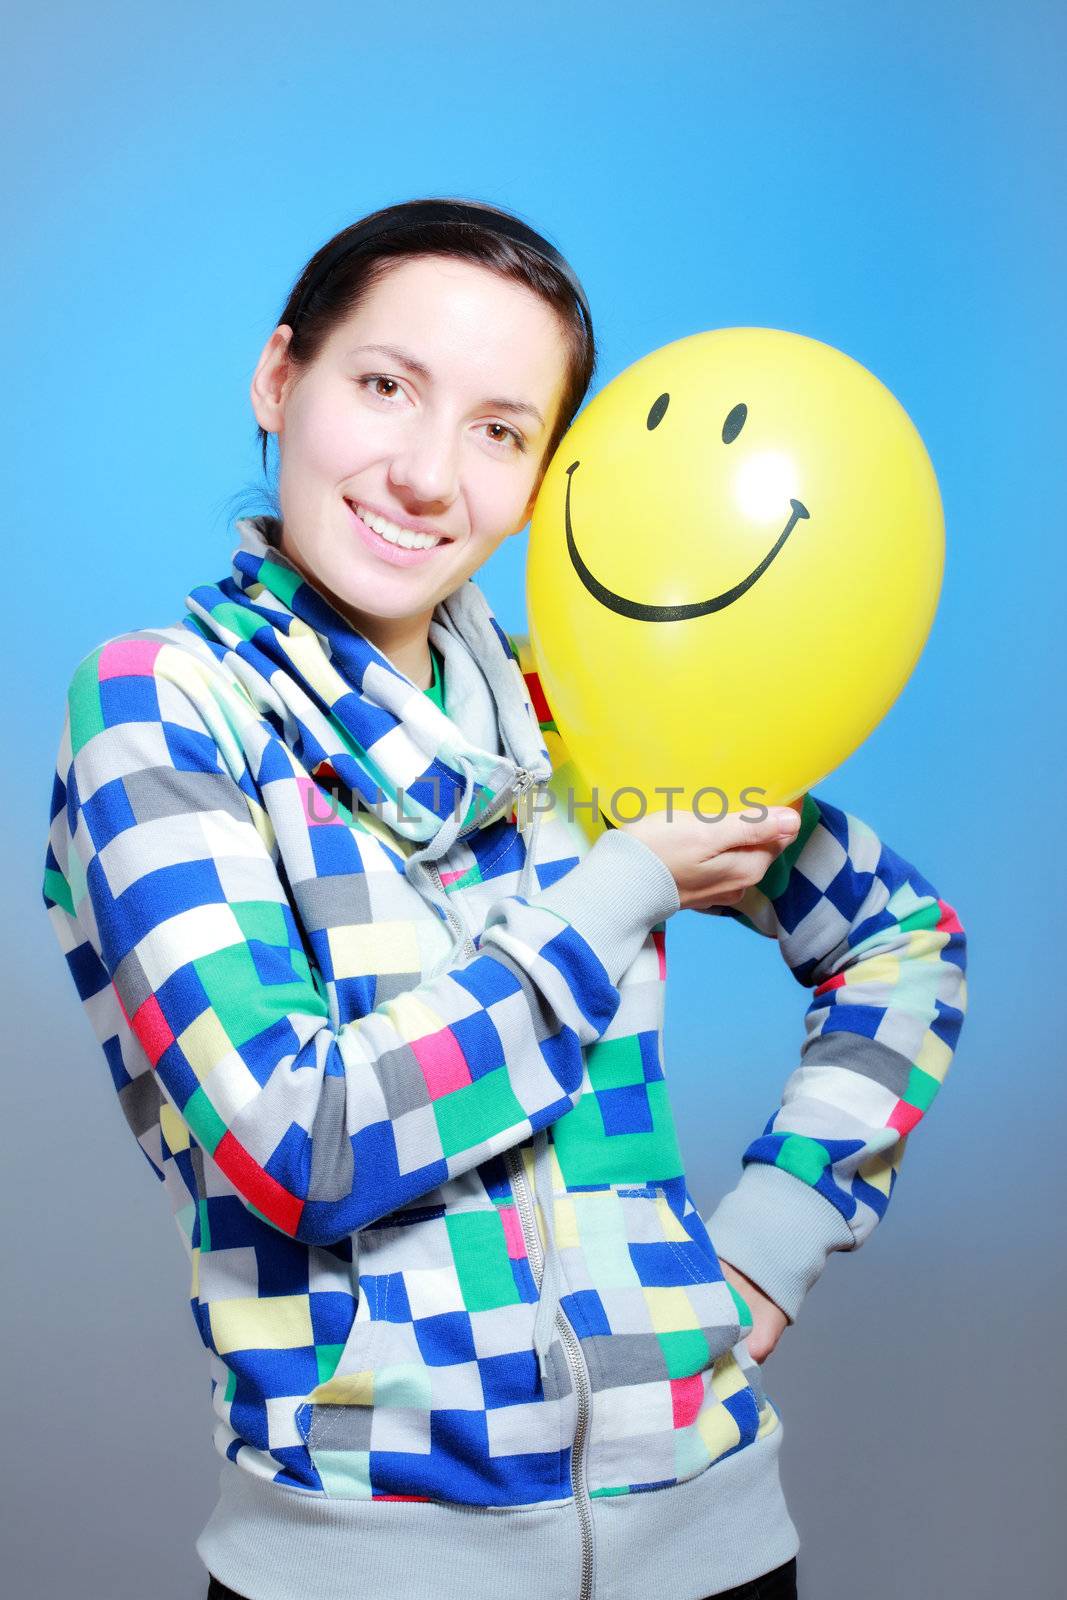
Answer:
[{"left": 250, "top": 325, "right": 296, "bottom": 436}]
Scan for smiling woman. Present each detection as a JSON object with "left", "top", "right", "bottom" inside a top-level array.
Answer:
[
  {"left": 246, "top": 198, "right": 596, "bottom": 687},
  {"left": 42, "top": 195, "right": 966, "bottom": 1600},
  {"left": 249, "top": 256, "right": 570, "bottom": 684}
]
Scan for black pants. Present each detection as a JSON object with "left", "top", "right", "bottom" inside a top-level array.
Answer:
[
  {"left": 207, "top": 1555, "right": 797, "bottom": 1599},
  {"left": 705, "top": 1555, "right": 798, "bottom": 1598}
]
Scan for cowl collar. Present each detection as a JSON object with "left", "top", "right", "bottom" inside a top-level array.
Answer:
[{"left": 182, "top": 515, "right": 553, "bottom": 852}]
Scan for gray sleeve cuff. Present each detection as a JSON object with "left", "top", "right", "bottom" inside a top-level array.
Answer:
[
  {"left": 530, "top": 827, "right": 681, "bottom": 985},
  {"left": 703, "top": 1161, "right": 857, "bottom": 1325}
]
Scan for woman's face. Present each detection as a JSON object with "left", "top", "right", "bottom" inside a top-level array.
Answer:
[{"left": 250, "top": 253, "right": 572, "bottom": 646}]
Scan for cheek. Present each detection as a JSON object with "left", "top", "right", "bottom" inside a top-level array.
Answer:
[
  {"left": 471, "top": 461, "right": 540, "bottom": 537},
  {"left": 287, "top": 387, "right": 380, "bottom": 481}
]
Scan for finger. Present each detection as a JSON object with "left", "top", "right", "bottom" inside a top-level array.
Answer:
[{"left": 706, "top": 808, "right": 800, "bottom": 851}]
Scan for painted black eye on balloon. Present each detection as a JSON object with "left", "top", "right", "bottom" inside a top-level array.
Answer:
[
  {"left": 646, "top": 393, "right": 670, "bottom": 430},
  {"left": 722, "top": 402, "right": 747, "bottom": 444}
]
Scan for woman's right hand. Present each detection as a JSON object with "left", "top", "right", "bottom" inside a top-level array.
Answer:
[{"left": 616, "top": 802, "right": 802, "bottom": 913}]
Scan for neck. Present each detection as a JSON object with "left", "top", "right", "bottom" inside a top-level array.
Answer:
[
  {"left": 273, "top": 520, "right": 436, "bottom": 688},
  {"left": 343, "top": 609, "right": 436, "bottom": 688}
]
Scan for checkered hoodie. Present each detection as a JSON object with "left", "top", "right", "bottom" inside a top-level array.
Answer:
[{"left": 42, "top": 517, "right": 967, "bottom": 1600}]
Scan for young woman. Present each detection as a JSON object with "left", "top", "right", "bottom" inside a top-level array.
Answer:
[{"left": 42, "top": 198, "right": 967, "bottom": 1600}]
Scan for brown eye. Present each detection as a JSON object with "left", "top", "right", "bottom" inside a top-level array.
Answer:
[
  {"left": 722, "top": 403, "right": 747, "bottom": 444},
  {"left": 647, "top": 393, "right": 670, "bottom": 430}
]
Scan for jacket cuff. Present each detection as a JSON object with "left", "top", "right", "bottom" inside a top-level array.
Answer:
[
  {"left": 530, "top": 827, "right": 680, "bottom": 986},
  {"left": 703, "top": 1162, "right": 856, "bottom": 1325}
]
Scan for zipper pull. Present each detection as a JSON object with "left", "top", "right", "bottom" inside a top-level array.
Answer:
[{"left": 513, "top": 768, "right": 538, "bottom": 841}]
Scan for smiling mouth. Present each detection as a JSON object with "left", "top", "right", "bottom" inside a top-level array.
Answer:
[{"left": 564, "top": 460, "right": 810, "bottom": 621}]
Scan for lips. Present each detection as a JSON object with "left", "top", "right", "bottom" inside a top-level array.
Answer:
[
  {"left": 346, "top": 498, "right": 453, "bottom": 544},
  {"left": 343, "top": 499, "right": 453, "bottom": 568}
]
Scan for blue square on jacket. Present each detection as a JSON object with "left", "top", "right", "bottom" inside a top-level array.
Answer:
[
  {"left": 598, "top": 1082, "right": 654, "bottom": 1136},
  {"left": 479, "top": 1347, "right": 539, "bottom": 1408},
  {"left": 416, "top": 1310, "right": 477, "bottom": 1368}
]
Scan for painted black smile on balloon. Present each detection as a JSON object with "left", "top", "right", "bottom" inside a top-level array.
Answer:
[{"left": 563, "top": 460, "right": 811, "bottom": 622}]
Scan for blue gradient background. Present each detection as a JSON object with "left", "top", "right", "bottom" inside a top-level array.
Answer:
[{"left": 6, "top": 3, "right": 1063, "bottom": 1596}]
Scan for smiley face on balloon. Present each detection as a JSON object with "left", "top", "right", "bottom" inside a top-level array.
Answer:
[{"left": 527, "top": 326, "right": 944, "bottom": 813}]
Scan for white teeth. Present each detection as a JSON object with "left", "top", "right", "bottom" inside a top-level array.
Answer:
[{"left": 354, "top": 503, "right": 445, "bottom": 550}]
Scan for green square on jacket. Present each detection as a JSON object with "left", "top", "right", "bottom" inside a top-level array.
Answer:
[{"left": 424, "top": 641, "right": 446, "bottom": 713}]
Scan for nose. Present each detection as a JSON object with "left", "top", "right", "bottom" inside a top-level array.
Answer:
[{"left": 387, "top": 415, "right": 461, "bottom": 508}]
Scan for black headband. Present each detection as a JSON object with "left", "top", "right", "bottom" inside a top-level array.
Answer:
[{"left": 288, "top": 199, "right": 593, "bottom": 339}]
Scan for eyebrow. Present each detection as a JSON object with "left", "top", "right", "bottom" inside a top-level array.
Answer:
[{"left": 346, "top": 342, "right": 547, "bottom": 430}]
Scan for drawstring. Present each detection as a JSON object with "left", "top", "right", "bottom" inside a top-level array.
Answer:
[
  {"left": 406, "top": 768, "right": 562, "bottom": 1377},
  {"left": 403, "top": 759, "right": 479, "bottom": 974},
  {"left": 531, "top": 1124, "right": 562, "bottom": 1388},
  {"left": 516, "top": 776, "right": 543, "bottom": 900},
  {"left": 528, "top": 777, "right": 561, "bottom": 1386},
  {"left": 406, "top": 769, "right": 547, "bottom": 973}
]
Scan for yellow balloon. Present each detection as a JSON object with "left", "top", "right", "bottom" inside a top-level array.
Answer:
[{"left": 527, "top": 327, "right": 944, "bottom": 817}]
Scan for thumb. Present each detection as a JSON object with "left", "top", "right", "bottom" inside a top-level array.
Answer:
[{"left": 715, "top": 807, "right": 799, "bottom": 849}]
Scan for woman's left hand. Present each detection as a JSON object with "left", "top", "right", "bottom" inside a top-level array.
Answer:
[{"left": 718, "top": 1257, "right": 789, "bottom": 1363}]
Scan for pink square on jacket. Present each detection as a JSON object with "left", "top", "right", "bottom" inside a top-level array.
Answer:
[
  {"left": 99, "top": 638, "right": 163, "bottom": 679},
  {"left": 411, "top": 1027, "right": 473, "bottom": 1098},
  {"left": 500, "top": 1203, "right": 529, "bottom": 1260}
]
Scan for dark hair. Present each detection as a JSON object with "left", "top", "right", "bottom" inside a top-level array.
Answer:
[{"left": 255, "top": 196, "right": 597, "bottom": 493}]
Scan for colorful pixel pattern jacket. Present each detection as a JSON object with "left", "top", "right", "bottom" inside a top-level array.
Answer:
[{"left": 42, "top": 518, "right": 968, "bottom": 1600}]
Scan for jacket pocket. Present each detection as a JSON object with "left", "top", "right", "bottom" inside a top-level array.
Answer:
[
  {"left": 683, "top": 1193, "right": 778, "bottom": 1440},
  {"left": 294, "top": 1227, "right": 386, "bottom": 1496},
  {"left": 600, "top": 1183, "right": 744, "bottom": 1378},
  {"left": 681, "top": 1192, "right": 755, "bottom": 1340},
  {"left": 296, "top": 1176, "right": 573, "bottom": 1504},
  {"left": 570, "top": 1182, "right": 762, "bottom": 1494}
]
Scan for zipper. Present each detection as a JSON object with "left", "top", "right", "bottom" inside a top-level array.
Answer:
[
  {"left": 504, "top": 1143, "right": 595, "bottom": 1600},
  {"left": 425, "top": 858, "right": 477, "bottom": 958},
  {"left": 456, "top": 765, "right": 537, "bottom": 839}
]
